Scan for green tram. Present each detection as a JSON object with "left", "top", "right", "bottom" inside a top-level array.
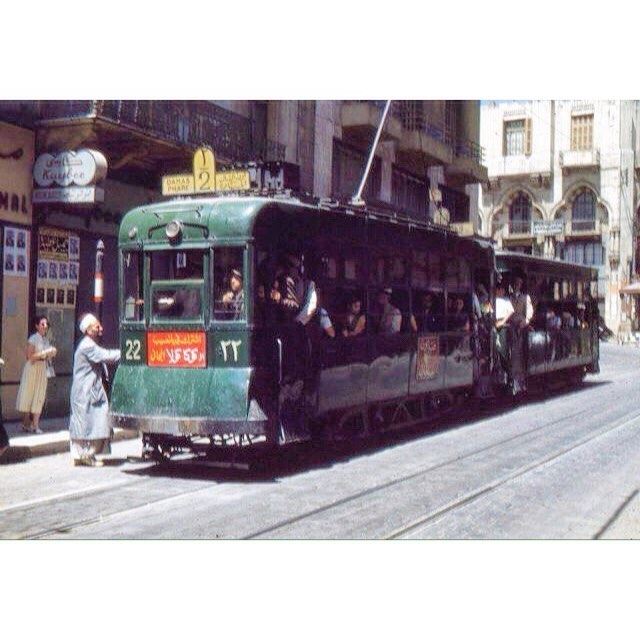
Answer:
[{"left": 110, "top": 194, "right": 600, "bottom": 460}]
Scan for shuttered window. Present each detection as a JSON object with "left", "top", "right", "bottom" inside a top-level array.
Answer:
[{"left": 571, "top": 114, "right": 593, "bottom": 150}]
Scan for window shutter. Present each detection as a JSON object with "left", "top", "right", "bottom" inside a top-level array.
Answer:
[
  {"left": 502, "top": 123, "right": 507, "bottom": 156},
  {"left": 524, "top": 118, "right": 532, "bottom": 155}
]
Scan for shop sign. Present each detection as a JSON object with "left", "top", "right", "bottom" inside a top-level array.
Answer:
[
  {"left": 32, "top": 186, "right": 105, "bottom": 204},
  {"left": 33, "top": 149, "right": 108, "bottom": 187},
  {"left": 0, "top": 122, "right": 35, "bottom": 223},
  {"left": 532, "top": 220, "right": 564, "bottom": 235},
  {"left": 147, "top": 331, "right": 206, "bottom": 368},
  {"left": 162, "top": 147, "right": 250, "bottom": 196}
]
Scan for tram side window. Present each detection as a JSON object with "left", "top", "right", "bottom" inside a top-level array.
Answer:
[
  {"left": 123, "top": 251, "right": 143, "bottom": 322},
  {"left": 150, "top": 250, "right": 205, "bottom": 322},
  {"left": 214, "top": 247, "right": 245, "bottom": 321}
]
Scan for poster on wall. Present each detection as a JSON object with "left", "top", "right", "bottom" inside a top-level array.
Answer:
[
  {"left": 38, "top": 227, "right": 80, "bottom": 266},
  {"left": 3, "top": 226, "right": 29, "bottom": 277}
]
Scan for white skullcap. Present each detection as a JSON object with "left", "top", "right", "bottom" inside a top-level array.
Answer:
[{"left": 79, "top": 313, "right": 98, "bottom": 334}]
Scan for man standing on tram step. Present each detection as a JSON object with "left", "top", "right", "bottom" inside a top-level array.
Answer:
[
  {"left": 275, "top": 253, "right": 317, "bottom": 391},
  {"left": 509, "top": 274, "right": 532, "bottom": 393},
  {"left": 378, "top": 288, "right": 402, "bottom": 335},
  {"left": 221, "top": 268, "right": 245, "bottom": 320},
  {"left": 494, "top": 279, "right": 515, "bottom": 386},
  {"left": 69, "top": 313, "right": 121, "bottom": 467}
]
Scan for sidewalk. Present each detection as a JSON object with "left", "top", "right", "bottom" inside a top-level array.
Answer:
[{"left": 1, "top": 416, "right": 139, "bottom": 464}]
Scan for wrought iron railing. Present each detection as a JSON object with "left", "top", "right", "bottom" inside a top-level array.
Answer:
[
  {"left": 454, "top": 137, "right": 485, "bottom": 163},
  {"left": 18, "top": 100, "right": 286, "bottom": 162},
  {"left": 509, "top": 220, "right": 532, "bottom": 234},
  {"left": 571, "top": 218, "right": 597, "bottom": 232}
]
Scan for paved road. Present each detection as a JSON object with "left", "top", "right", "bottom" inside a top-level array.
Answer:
[{"left": 1, "top": 343, "right": 639, "bottom": 539}]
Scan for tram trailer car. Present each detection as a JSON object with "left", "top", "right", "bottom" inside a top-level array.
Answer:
[{"left": 109, "top": 196, "right": 600, "bottom": 460}]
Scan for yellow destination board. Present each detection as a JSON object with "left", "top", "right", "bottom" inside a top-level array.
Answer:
[
  {"left": 162, "top": 174, "right": 196, "bottom": 196},
  {"left": 216, "top": 171, "right": 250, "bottom": 192},
  {"left": 193, "top": 148, "right": 216, "bottom": 193},
  {"left": 161, "top": 147, "right": 250, "bottom": 196}
]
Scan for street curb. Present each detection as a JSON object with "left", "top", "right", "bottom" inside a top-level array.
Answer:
[{"left": 1, "top": 428, "right": 139, "bottom": 465}]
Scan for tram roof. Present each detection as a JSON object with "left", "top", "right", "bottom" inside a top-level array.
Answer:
[
  {"left": 118, "top": 193, "right": 480, "bottom": 246},
  {"left": 495, "top": 250, "right": 598, "bottom": 279}
]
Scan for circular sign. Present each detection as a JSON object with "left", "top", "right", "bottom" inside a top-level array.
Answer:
[{"left": 33, "top": 149, "right": 107, "bottom": 187}]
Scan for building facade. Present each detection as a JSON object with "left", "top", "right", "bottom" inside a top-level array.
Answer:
[
  {"left": 0, "top": 99, "right": 485, "bottom": 420},
  {"left": 479, "top": 100, "right": 640, "bottom": 334}
]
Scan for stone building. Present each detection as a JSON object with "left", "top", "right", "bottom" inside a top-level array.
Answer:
[
  {"left": 0, "top": 99, "right": 485, "bottom": 419},
  {"left": 479, "top": 100, "right": 640, "bottom": 334}
]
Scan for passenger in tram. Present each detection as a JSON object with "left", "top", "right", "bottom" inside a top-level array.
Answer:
[
  {"left": 494, "top": 279, "right": 515, "bottom": 385},
  {"left": 410, "top": 292, "right": 440, "bottom": 333},
  {"left": 511, "top": 276, "right": 534, "bottom": 328},
  {"left": 311, "top": 286, "right": 335, "bottom": 340},
  {"left": 509, "top": 275, "right": 532, "bottom": 392},
  {"left": 377, "top": 287, "right": 402, "bottom": 335},
  {"left": 342, "top": 296, "right": 366, "bottom": 338},
  {"left": 450, "top": 297, "right": 470, "bottom": 331},
  {"left": 221, "top": 268, "right": 245, "bottom": 320}
]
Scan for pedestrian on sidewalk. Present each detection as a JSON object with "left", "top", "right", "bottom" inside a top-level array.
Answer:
[
  {"left": 69, "top": 313, "right": 121, "bottom": 467},
  {"left": 0, "top": 356, "right": 9, "bottom": 463},
  {"left": 15, "top": 315, "right": 57, "bottom": 434}
]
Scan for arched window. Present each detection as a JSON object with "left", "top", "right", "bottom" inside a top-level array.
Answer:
[
  {"left": 509, "top": 193, "right": 531, "bottom": 234},
  {"left": 572, "top": 190, "right": 596, "bottom": 231}
]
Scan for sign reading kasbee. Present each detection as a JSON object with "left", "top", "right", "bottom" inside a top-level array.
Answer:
[{"left": 147, "top": 331, "right": 206, "bottom": 368}]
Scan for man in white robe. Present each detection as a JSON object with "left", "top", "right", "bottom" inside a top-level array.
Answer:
[{"left": 69, "top": 313, "right": 121, "bottom": 467}]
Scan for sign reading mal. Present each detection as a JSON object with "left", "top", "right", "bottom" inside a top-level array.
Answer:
[{"left": 33, "top": 149, "right": 108, "bottom": 188}]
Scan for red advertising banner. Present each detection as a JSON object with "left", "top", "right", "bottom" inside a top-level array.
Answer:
[{"left": 147, "top": 331, "right": 206, "bottom": 368}]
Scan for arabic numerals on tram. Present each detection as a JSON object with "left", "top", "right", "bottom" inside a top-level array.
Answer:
[{"left": 125, "top": 338, "right": 142, "bottom": 361}]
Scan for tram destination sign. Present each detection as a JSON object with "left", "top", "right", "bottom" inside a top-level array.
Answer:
[{"left": 162, "top": 147, "right": 250, "bottom": 196}]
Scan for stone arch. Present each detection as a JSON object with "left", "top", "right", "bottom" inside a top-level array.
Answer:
[
  {"left": 487, "top": 186, "right": 544, "bottom": 245},
  {"left": 494, "top": 185, "right": 545, "bottom": 221},
  {"left": 551, "top": 181, "right": 610, "bottom": 225}
]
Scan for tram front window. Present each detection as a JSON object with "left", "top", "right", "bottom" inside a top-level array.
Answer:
[
  {"left": 150, "top": 250, "right": 206, "bottom": 322},
  {"left": 123, "top": 251, "right": 143, "bottom": 322},
  {"left": 152, "top": 286, "right": 202, "bottom": 320}
]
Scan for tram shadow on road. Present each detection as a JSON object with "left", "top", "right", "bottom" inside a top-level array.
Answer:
[{"left": 119, "top": 379, "right": 612, "bottom": 483}]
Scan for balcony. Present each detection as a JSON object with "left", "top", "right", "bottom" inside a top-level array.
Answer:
[
  {"left": 502, "top": 219, "right": 534, "bottom": 240},
  {"left": 26, "top": 100, "right": 285, "bottom": 186},
  {"left": 396, "top": 112, "right": 454, "bottom": 172},
  {"left": 489, "top": 154, "right": 552, "bottom": 183},
  {"left": 566, "top": 218, "right": 601, "bottom": 237},
  {"left": 446, "top": 137, "right": 489, "bottom": 185},
  {"left": 559, "top": 148, "right": 600, "bottom": 174},
  {"left": 340, "top": 101, "right": 403, "bottom": 147}
]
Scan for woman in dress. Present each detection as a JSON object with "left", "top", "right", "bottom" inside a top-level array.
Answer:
[
  {"left": 69, "top": 313, "right": 121, "bottom": 467},
  {"left": 15, "top": 316, "right": 57, "bottom": 433}
]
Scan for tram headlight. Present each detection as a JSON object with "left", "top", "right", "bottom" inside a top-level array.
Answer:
[
  {"left": 166, "top": 219, "right": 183, "bottom": 241},
  {"left": 128, "top": 226, "right": 138, "bottom": 239}
]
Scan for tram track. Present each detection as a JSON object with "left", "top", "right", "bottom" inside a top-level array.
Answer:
[
  {"left": 7, "top": 371, "right": 638, "bottom": 540},
  {"left": 385, "top": 411, "right": 640, "bottom": 539},
  {"left": 244, "top": 402, "right": 640, "bottom": 540},
  {"left": 11, "top": 403, "right": 588, "bottom": 539}
]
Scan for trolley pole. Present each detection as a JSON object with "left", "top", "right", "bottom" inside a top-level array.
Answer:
[
  {"left": 94, "top": 239, "right": 105, "bottom": 324},
  {"left": 350, "top": 100, "right": 392, "bottom": 207}
]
